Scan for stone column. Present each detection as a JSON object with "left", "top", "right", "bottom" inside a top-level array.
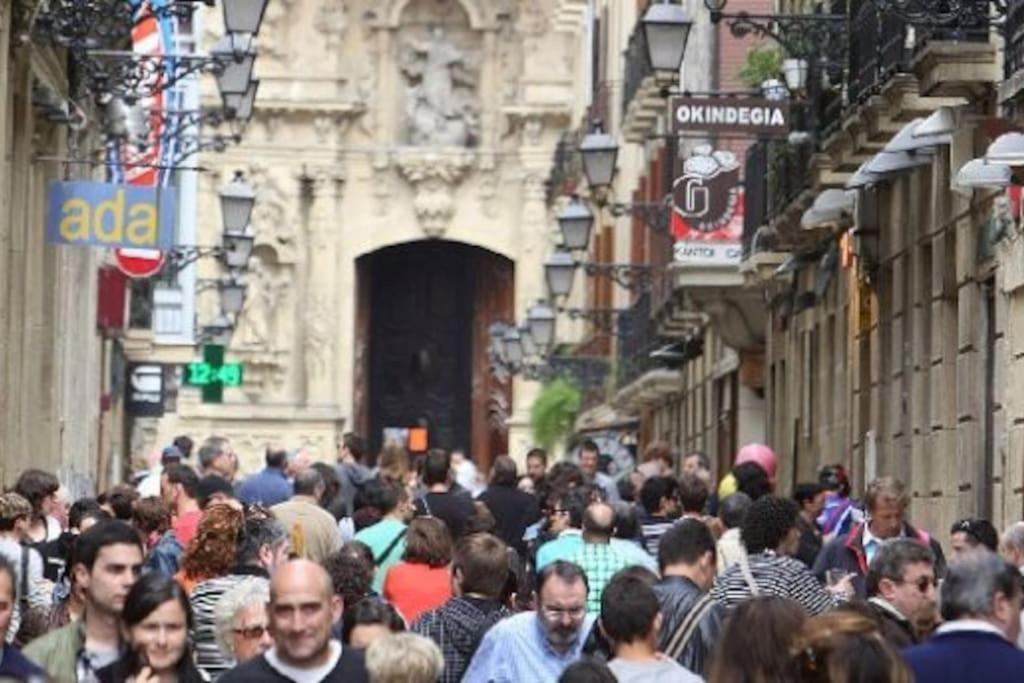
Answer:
[{"left": 304, "top": 168, "right": 343, "bottom": 405}]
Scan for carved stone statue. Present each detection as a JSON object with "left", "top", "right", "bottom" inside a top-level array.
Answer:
[
  {"left": 235, "top": 254, "right": 288, "bottom": 348},
  {"left": 400, "top": 26, "right": 479, "bottom": 147}
]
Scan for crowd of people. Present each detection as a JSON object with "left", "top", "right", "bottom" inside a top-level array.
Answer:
[{"left": 0, "top": 434, "right": 1023, "bottom": 682}]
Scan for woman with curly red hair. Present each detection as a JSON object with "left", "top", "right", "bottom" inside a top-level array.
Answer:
[{"left": 174, "top": 502, "right": 244, "bottom": 593}]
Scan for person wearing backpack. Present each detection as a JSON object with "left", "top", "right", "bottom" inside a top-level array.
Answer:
[
  {"left": 354, "top": 480, "right": 413, "bottom": 593},
  {"left": 652, "top": 519, "right": 723, "bottom": 678},
  {"left": 0, "top": 493, "right": 51, "bottom": 644}
]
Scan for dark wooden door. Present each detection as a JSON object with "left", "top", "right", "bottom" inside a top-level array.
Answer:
[{"left": 368, "top": 242, "right": 473, "bottom": 456}]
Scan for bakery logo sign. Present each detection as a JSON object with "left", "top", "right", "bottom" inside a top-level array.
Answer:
[
  {"left": 671, "top": 146, "right": 744, "bottom": 265},
  {"left": 671, "top": 96, "right": 790, "bottom": 136}
]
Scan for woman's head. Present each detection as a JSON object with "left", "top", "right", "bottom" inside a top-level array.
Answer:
[
  {"left": 365, "top": 633, "right": 443, "bottom": 683},
  {"left": 325, "top": 544, "right": 375, "bottom": 608},
  {"left": 121, "top": 572, "right": 192, "bottom": 675},
  {"left": 709, "top": 596, "right": 805, "bottom": 682},
  {"left": 180, "top": 503, "right": 244, "bottom": 580},
  {"left": 341, "top": 598, "right": 405, "bottom": 648},
  {"left": 793, "top": 607, "right": 912, "bottom": 683},
  {"left": 14, "top": 469, "right": 60, "bottom": 519},
  {"left": 404, "top": 516, "right": 453, "bottom": 567},
  {"left": 741, "top": 495, "right": 800, "bottom": 554},
  {"left": 214, "top": 577, "right": 272, "bottom": 665}
]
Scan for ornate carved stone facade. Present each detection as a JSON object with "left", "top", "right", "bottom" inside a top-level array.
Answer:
[{"left": 144, "top": 0, "right": 578, "bottom": 470}]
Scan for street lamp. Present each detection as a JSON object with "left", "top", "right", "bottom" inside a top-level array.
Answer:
[
  {"left": 202, "top": 314, "right": 235, "bottom": 345},
  {"left": 503, "top": 326, "right": 524, "bottom": 366},
  {"left": 545, "top": 249, "right": 577, "bottom": 298},
  {"left": 578, "top": 124, "right": 619, "bottom": 191},
  {"left": 219, "top": 278, "right": 247, "bottom": 315},
  {"left": 222, "top": 226, "right": 255, "bottom": 269},
  {"left": 527, "top": 301, "right": 557, "bottom": 349},
  {"left": 519, "top": 325, "right": 538, "bottom": 358},
  {"left": 557, "top": 196, "right": 595, "bottom": 251},
  {"left": 782, "top": 58, "right": 809, "bottom": 92},
  {"left": 641, "top": 1, "right": 692, "bottom": 73},
  {"left": 212, "top": 33, "right": 256, "bottom": 95},
  {"left": 223, "top": 79, "right": 259, "bottom": 121},
  {"left": 219, "top": 171, "right": 256, "bottom": 233},
  {"left": 223, "top": 0, "right": 271, "bottom": 36},
  {"left": 761, "top": 79, "right": 790, "bottom": 101}
]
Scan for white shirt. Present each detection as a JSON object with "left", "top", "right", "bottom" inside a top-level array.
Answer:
[
  {"left": 265, "top": 640, "right": 343, "bottom": 683},
  {"left": 137, "top": 465, "right": 163, "bottom": 497},
  {"left": 937, "top": 619, "right": 1008, "bottom": 640}
]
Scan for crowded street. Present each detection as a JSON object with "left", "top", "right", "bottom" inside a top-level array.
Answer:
[{"left": 3, "top": 0, "right": 1024, "bottom": 681}]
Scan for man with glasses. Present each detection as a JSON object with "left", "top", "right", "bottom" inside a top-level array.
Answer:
[
  {"left": 865, "top": 538, "right": 938, "bottom": 648},
  {"left": 950, "top": 517, "right": 999, "bottom": 559},
  {"left": 464, "top": 560, "right": 593, "bottom": 682}
]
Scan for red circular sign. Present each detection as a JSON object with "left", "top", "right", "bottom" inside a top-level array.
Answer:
[{"left": 115, "top": 248, "right": 166, "bottom": 278}]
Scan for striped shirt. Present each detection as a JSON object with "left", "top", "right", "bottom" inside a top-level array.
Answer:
[
  {"left": 710, "top": 551, "right": 841, "bottom": 615},
  {"left": 641, "top": 516, "right": 676, "bottom": 556},
  {"left": 190, "top": 571, "right": 270, "bottom": 679}
]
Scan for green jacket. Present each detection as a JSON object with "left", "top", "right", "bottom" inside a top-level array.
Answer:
[{"left": 23, "top": 619, "right": 84, "bottom": 683}]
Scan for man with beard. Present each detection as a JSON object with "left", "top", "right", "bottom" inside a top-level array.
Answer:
[
  {"left": 24, "top": 521, "right": 143, "bottom": 681},
  {"left": 464, "top": 561, "right": 593, "bottom": 682},
  {"left": 219, "top": 559, "right": 368, "bottom": 682}
]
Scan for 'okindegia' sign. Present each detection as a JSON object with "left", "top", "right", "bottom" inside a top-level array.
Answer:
[{"left": 671, "top": 96, "right": 790, "bottom": 136}]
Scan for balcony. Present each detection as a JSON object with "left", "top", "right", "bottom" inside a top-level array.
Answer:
[
  {"left": 545, "top": 130, "right": 583, "bottom": 205},
  {"left": 613, "top": 292, "right": 683, "bottom": 415},
  {"left": 912, "top": 6, "right": 997, "bottom": 97},
  {"left": 1001, "top": 2, "right": 1024, "bottom": 102},
  {"left": 620, "top": 19, "right": 666, "bottom": 144}
]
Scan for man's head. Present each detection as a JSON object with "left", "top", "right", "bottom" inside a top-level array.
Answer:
[
  {"left": 678, "top": 473, "right": 709, "bottom": 516},
  {"left": 160, "top": 445, "right": 183, "bottom": 468},
  {"left": 73, "top": 520, "right": 144, "bottom": 617},
  {"left": 599, "top": 575, "right": 661, "bottom": 653},
  {"left": 161, "top": 463, "right": 199, "bottom": 509},
  {"left": 0, "top": 556, "right": 15, "bottom": 639},
  {"left": 818, "top": 464, "right": 851, "bottom": 498},
  {"left": 490, "top": 455, "right": 518, "bottom": 488},
  {"left": 132, "top": 496, "right": 172, "bottom": 539},
  {"left": 198, "top": 475, "right": 236, "bottom": 509},
  {"left": 266, "top": 448, "right": 288, "bottom": 470},
  {"left": 0, "top": 492, "right": 34, "bottom": 540},
  {"left": 719, "top": 491, "right": 752, "bottom": 530},
  {"left": 682, "top": 451, "right": 710, "bottom": 479},
  {"left": 950, "top": 518, "right": 999, "bottom": 559},
  {"left": 578, "top": 440, "right": 601, "bottom": 478},
  {"left": 173, "top": 435, "right": 194, "bottom": 459},
  {"left": 536, "top": 561, "right": 589, "bottom": 653},
  {"left": 732, "top": 462, "right": 772, "bottom": 500},
  {"left": 422, "top": 449, "right": 452, "bottom": 488},
  {"left": 373, "top": 479, "right": 411, "bottom": 521},
  {"left": 70, "top": 499, "right": 111, "bottom": 533},
  {"left": 1001, "top": 521, "right": 1024, "bottom": 568},
  {"left": 741, "top": 495, "right": 800, "bottom": 555},
  {"left": 237, "top": 516, "right": 291, "bottom": 574},
  {"left": 940, "top": 550, "right": 1024, "bottom": 641},
  {"left": 867, "top": 538, "right": 937, "bottom": 624},
  {"left": 657, "top": 518, "right": 716, "bottom": 590},
  {"left": 526, "top": 448, "right": 548, "bottom": 483},
  {"left": 198, "top": 436, "right": 235, "bottom": 479},
  {"left": 452, "top": 533, "right": 509, "bottom": 600},
  {"left": 639, "top": 476, "right": 680, "bottom": 518},
  {"left": 339, "top": 432, "right": 367, "bottom": 464},
  {"left": 793, "top": 482, "right": 826, "bottom": 520},
  {"left": 546, "top": 487, "right": 587, "bottom": 534},
  {"left": 269, "top": 559, "right": 343, "bottom": 667},
  {"left": 582, "top": 502, "right": 615, "bottom": 543},
  {"left": 293, "top": 468, "right": 326, "bottom": 503},
  {"left": 864, "top": 477, "right": 909, "bottom": 539}
]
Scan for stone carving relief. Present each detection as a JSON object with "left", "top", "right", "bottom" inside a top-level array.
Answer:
[
  {"left": 235, "top": 252, "right": 290, "bottom": 350},
  {"left": 397, "top": 1, "right": 481, "bottom": 147},
  {"left": 304, "top": 293, "right": 333, "bottom": 401},
  {"left": 248, "top": 164, "right": 299, "bottom": 262},
  {"left": 396, "top": 150, "right": 474, "bottom": 237},
  {"left": 259, "top": 0, "right": 295, "bottom": 64},
  {"left": 478, "top": 152, "right": 499, "bottom": 218},
  {"left": 316, "top": 1, "right": 348, "bottom": 52}
]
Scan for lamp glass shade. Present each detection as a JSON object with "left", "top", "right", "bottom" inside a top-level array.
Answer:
[
  {"left": 519, "top": 325, "right": 538, "bottom": 358},
  {"left": 222, "top": 0, "right": 270, "bottom": 35},
  {"left": 503, "top": 327, "right": 524, "bottom": 365},
  {"left": 213, "top": 35, "right": 256, "bottom": 95},
  {"left": 579, "top": 130, "right": 618, "bottom": 189},
  {"left": 204, "top": 314, "right": 235, "bottom": 345},
  {"left": 642, "top": 3, "right": 691, "bottom": 72},
  {"left": 782, "top": 58, "right": 809, "bottom": 92},
  {"left": 545, "top": 250, "right": 577, "bottom": 298},
  {"left": 222, "top": 227, "right": 255, "bottom": 269},
  {"left": 219, "top": 171, "right": 256, "bottom": 233},
  {"left": 557, "top": 197, "right": 594, "bottom": 251},
  {"left": 224, "top": 80, "right": 259, "bottom": 121},
  {"left": 219, "top": 280, "right": 247, "bottom": 315},
  {"left": 527, "top": 302, "right": 556, "bottom": 348},
  {"left": 761, "top": 79, "right": 789, "bottom": 102}
]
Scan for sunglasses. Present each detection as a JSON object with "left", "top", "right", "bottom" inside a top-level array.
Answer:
[
  {"left": 233, "top": 624, "right": 269, "bottom": 640},
  {"left": 897, "top": 575, "right": 937, "bottom": 593}
]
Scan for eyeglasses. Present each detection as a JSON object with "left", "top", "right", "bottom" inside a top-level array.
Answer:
[
  {"left": 541, "top": 605, "right": 586, "bottom": 620},
  {"left": 233, "top": 624, "right": 269, "bottom": 639},
  {"left": 545, "top": 508, "right": 568, "bottom": 516},
  {"left": 896, "top": 575, "right": 937, "bottom": 593}
]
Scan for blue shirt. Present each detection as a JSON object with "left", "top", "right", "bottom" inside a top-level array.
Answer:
[
  {"left": 537, "top": 530, "right": 656, "bottom": 573},
  {"left": 236, "top": 467, "right": 293, "bottom": 507},
  {"left": 463, "top": 611, "right": 595, "bottom": 683}
]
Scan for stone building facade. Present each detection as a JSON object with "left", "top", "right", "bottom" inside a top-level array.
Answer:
[{"left": 142, "top": 0, "right": 593, "bottom": 472}]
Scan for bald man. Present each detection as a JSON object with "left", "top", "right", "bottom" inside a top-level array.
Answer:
[
  {"left": 569, "top": 502, "right": 631, "bottom": 613},
  {"left": 219, "top": 559, "right": 369, "bottom": 682}
]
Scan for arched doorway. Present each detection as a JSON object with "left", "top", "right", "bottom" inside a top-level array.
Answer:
[{"left": 354, "top": 241, "right": 513, "bottom": 471}]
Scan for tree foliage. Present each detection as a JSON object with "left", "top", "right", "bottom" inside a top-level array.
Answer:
[
  {"left": 738, "top": 46, "right": 784, "bottom": 89},
  {"left": 530, "top": 378, "right": 581, "bottom": 450}
]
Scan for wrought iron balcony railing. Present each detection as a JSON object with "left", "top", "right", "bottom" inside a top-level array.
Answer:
[
  {"left": 848, "top": 0, "right": 912, "bottom": 105},
  {"left": 1007, "top": 2, "right": 1024, "bottom": 79},
  {"left": 616, "top": 293, "right": 660, "bottom": 390},
  {"left": 743, "top": 141, "right": 768, "bottom": 258}
]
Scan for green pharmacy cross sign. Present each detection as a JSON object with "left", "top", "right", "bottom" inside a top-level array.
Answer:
[{"left": 184, "top": 344, "right": 243, "bottom": 403}]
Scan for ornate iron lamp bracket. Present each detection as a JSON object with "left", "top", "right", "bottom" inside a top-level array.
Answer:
[
  {"left": 558, "top": 307, "right": 628, "bottom": 335},
  {"left": 581, "top": 263, "right": 653, "bottom": 292},
  {"left": 608, "top": 199, "right": 672, "bottom": 235},
  {"left": 78, "top": 51, "right": 226, "bottom": 102},
  {"left": 707, "top": 7, "right": 847, "bottom": 62}
]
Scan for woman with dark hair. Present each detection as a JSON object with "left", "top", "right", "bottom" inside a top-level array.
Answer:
[
  {"left": 14, "top": 469, "right": 61, "bottom": 544},
  {"left": 793, "top": 606, "right": 912, "bottom": 683},
  {"left": 382, "top": 517, "right": 453, "bottom": 622},
  {"left": 341, "top": 598, "right": 405, "bottom": 649},
  {"left": 708, "top": 596, "right": 806, "bottom": 682},
  {"left": 711, "top": 495, "right": 851, "bottom": 615},
  {"left": 97, "top": 572, "right": 204, "bottom": 683}
]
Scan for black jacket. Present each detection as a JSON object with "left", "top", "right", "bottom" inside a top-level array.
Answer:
[
  {"left": 218, "top": 647, "right": 368, "bottom": 683},
  {"left": 867, "top": 597, "right": 918, "bottom": 649},
  {"left": 653, "top": 575, "right": 724, "bottom": 677},
  {"left": 477, "top": 485, "right": 541, "bottom": 555}
]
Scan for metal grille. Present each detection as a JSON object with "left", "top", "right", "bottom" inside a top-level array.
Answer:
[
  {"left": 744, "top": 141, "right": 768, "bottom": 258},
  {"left": 1008, "top": 2, "right": 1024, "bottom": 79},
  {"left": 621, "top": 20, "right": 653, "bottom": 122},
  {"left": 616, "top": 292, "right": 659, "bottom": 390}
]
